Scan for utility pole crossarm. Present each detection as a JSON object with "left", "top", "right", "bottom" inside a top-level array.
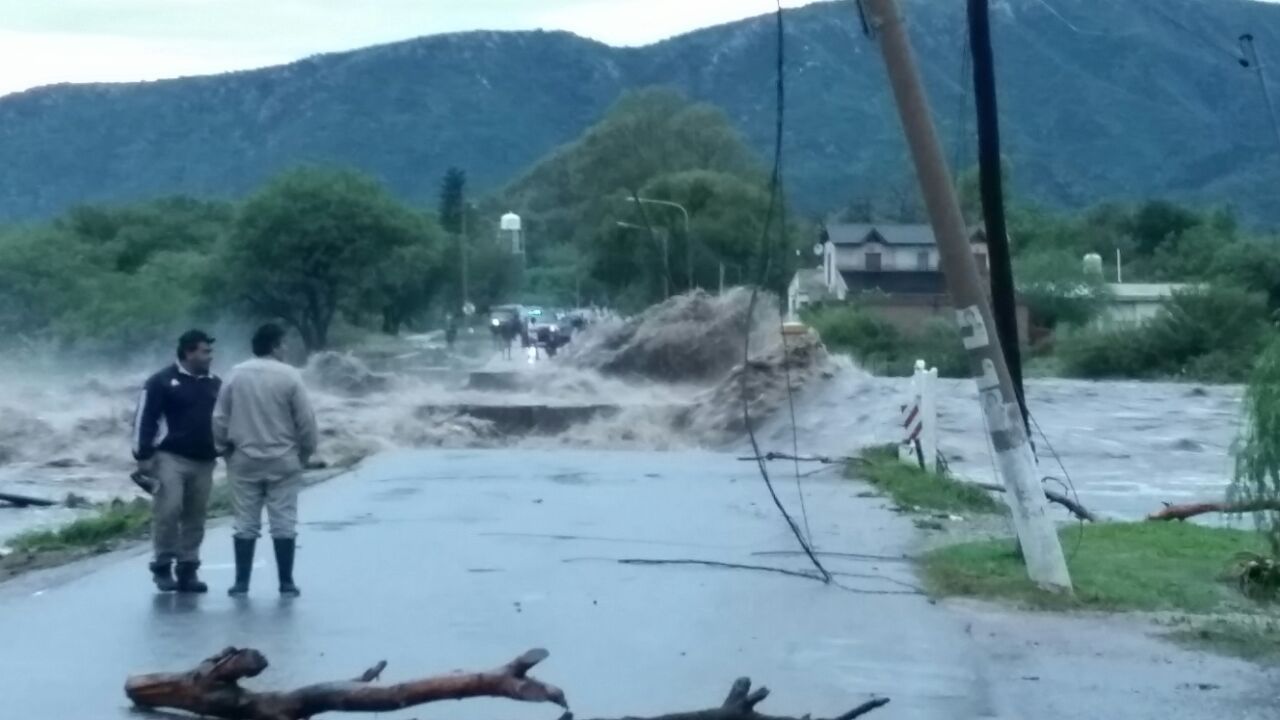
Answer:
[{"left": 859, "top": 0, "right": 1072, "bottom": 592}]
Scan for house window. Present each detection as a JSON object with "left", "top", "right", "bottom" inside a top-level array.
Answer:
[
  {"left": 866, "top": 252, "right": 882, "bottom": 272},
  {"left": 916, "top": 251, "right": 929, "bottom": 271}
]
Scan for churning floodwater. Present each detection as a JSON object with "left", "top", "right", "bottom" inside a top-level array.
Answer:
[{"left": 0, "top": 290, "right": 1245, "bottom": 543}]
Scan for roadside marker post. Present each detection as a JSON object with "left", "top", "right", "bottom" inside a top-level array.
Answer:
[{"left": 899, "top": 359, "right": 938, "bottom": 471}]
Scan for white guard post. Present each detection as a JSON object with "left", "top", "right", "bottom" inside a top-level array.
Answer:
[{"left": 899, "top": 359, "right": 938, "bottom": 471}]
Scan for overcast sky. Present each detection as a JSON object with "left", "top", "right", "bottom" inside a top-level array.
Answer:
[{"left": 0, "top": 0, "right": 818, "bottom": 97}]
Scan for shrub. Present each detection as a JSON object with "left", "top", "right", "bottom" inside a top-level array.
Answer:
[
  {"left": 1059, "top": 284, "right": 1270, "bottom": 383},
  {"left": 805, "top": 304, "right": 969, "bottom": 377}
]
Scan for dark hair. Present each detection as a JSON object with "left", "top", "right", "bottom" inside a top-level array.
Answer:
[
  {"left": 252, "top": 323, "right": 286, "bottom": 357},
  {"left": 176, "top": 329, "right": 215, "bottom": 359}
]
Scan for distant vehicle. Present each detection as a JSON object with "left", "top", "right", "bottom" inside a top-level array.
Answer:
[{"left": 526, "top": 310, "right": 574, "bottom": 357}]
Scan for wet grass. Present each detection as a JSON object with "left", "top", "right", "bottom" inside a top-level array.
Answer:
[
  {"left": 1165, "top": 615, "right": 1280, "bottom": 664},
  {"left": 850, "top": 446, "right": 1004, "bottom": 516},
  {"left": 922, "top": 521, "right": 1269, "bottom": 613},
  {"left": 9, "top": 499, "right": 152, "bottom": 552},
  {"left": 7, "top": 483, "right": 236, "bottom": 555},
  {"left": 923, "top": 522, "right": 1280, "bottom": 663}
]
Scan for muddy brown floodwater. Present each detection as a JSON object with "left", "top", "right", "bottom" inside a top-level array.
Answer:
[{"left": 0, "top": 290, "right": 1246, "bottom": 543}]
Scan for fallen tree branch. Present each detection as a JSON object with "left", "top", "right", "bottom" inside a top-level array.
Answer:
[
  {"left": 1147, "top": 499, "right": 1280, "bottom": 522},
  {"left": 564, "top": 677, "right": 888, "bottom": 720},
  {"left": 0, "top": 491, "right": 56, "bottom": 508},
  {"left": 125, "top": 647, "right": 566, "bottom": 720},
  {"left": 971, "top": 482, "right": 1096, "bottom": 522},
  {"left": 124, "top": 649, "right": 888, "bottom": 720},
  {"left": 736, "top": 452, "right": 851, "bottom": 465}
]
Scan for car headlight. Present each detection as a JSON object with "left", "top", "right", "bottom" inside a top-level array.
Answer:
[
  {"left": 491, "top": 318, "right": 500, "bottom": 327},
  {"left": 549, "top": 325, "right": 559, "bottom": 333}
]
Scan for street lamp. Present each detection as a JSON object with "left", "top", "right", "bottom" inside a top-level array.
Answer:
[
  {"left": 617, "top": 220, "right": 669, "bottom": 299},
  {"left": 627, "top": 197, "right": 694, "bottom": 290}
]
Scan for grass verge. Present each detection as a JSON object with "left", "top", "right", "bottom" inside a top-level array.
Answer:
[
  {"left": 1, "top": 470, "right": 337, "bottom": 583},
  {"left": 8, "top": 483, "right": 235, "bottom": 554},
  {"left": 9, "top": 499, "right": 153, "bottom": 552},
  {"left": 922, "top": 521, "right": 1280, "bottom": 663},
  {"left": 1165, "top": 616, "right": 1280, "bottom": 664},
  {"left": 851, "top": 446, "right": 1004, "bottom": 516},
  {"left": 922, "top": 522, "right": 1267, "bottom": 612}
]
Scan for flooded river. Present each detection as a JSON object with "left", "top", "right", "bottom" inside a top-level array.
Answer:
[{"left": 0, "top": 291, "right": 1247, "bottom": 543}]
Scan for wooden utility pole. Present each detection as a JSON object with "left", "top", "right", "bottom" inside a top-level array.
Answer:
[{"left": 860, "top": 0, "right": 1071, "bottom": 592}]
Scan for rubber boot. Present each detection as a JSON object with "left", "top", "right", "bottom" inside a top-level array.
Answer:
[
  {"left": 227, "top": 538, "right": 255, "bottom": 597},
  {"left": 175, "top": 561, "right": 208, "bottom": 594},
  {"left": 273, "top": 537, "right": 300, "bottom": 597},
  {"left": 150, "top": 559, "right": 177, "bottom": 592}
]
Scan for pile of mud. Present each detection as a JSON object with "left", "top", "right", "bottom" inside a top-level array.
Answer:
[
  {"left": 678, "top": 327, "right": 835, "bottom": 443},
  {"left": 564, "top": 288, "right": 778, "bottom": 382}
]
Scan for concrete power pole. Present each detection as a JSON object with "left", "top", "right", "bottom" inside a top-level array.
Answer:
[{"left": 860, "top": 0, "right": 1071, "bottom": 592}]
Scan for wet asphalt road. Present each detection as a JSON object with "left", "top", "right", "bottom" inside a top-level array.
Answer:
[{"left": 1, "top": 449, "right": 1275, "bottom": 719}]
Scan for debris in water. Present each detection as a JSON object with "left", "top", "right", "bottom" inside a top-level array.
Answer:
[{"left": 304, "top": 352, "right": 391, "bottom": 396}]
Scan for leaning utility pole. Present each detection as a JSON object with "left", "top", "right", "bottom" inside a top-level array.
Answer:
[{"left": 860, "top": 0, "right": 1071, "bottom": 592}]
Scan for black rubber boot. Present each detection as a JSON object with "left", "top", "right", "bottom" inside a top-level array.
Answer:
[
  {"left": 150, "top": 560, "right": 177, "bottom": 592},
  {"left": 227, "top": 538, "right": 255, "bottom": 597},
  {"left": 175, "top": 561, "right": 208, "bottom": 594},
  {"left": 273, "top": 537, "right": 300, "bottom": 597}
]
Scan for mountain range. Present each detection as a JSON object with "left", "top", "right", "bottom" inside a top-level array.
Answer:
[{"left": 2, "top": 0, "right": 1280, "bottom": 223}]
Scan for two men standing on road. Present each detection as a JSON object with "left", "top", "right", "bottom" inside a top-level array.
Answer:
[
  {"left": 213, "top": 323, "right": 318, "bottom": 598},
  {"left": 134, "top": 324, "right": 317, "bottom": 597},
  {"left": 134, "top": 330, "right": 221, "bottom": 593}
]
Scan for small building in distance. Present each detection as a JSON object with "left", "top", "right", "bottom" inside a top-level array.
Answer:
[
  {"left": 791, "top": 221, "right": 1028, "bottom": 339},
  {"left": 1099, "top": 283, "right": 1199, "bottom": 326}
]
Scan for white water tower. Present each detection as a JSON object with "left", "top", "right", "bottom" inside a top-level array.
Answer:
[
  {"left": 500, "top": 212, "right": 524, "bottom": 255},
  {"left": 1082, "top": 252, "right": 1103, "bottom": 278}
]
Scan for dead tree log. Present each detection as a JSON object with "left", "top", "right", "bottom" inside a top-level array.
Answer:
[
  {"left": 0, "top": 491, "right": 56, "bottom": 508},
  {"left": 971, "top": 482, "right": 1095, "bottom": 522},
  {"left": 1147, "top": 499, "right": 1280, "bottom": 522},
  {"left": 124, "top": 648, "right": 888, "bottom": 720}
]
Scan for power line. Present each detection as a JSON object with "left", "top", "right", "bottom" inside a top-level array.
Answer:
[
  {"left": 1240, "top": 33, "right": 1280, "bottom": 155},
  {"left": 741, "top": 0, "right": 830, "bottom": 583}
]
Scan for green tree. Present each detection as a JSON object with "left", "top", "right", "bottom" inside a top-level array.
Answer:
[
  {"left": 504, "top": 87, "right": 777, "bottom": 306},
  {"left": 1231, "top": 335, "right": 1280, "bottom": 554},
  {"left": 224, "top": 168, "right": 433, "bottom": 351},
  {"left": 355, "top": 227, "right": 446, "bottom": 335},
  {"left": 439, "top": 167, "right": 466, "bottom": 235},
  {"left": 1014, "top": 249, "right": 1109, "bottom": 332}
]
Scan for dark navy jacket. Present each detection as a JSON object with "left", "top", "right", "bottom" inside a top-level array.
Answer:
[{"left": 133, "top": 364, "right": 222, "bottom": 462}]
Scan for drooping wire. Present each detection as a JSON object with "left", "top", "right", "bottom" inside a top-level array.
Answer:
[
  {"left": 1147, "top": 0, "right": 1242, "bottom": 62},
  {"left": 1028, "top": 408, "right": 1086, "bottom": 562},
  {"left": 776, "top": 158, "right": 814, "bottom": 545},
  {"left": 741, "top": 0, "right": 830, "bottom": 583}
]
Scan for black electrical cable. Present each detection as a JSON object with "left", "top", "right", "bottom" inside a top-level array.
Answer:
[
  {"left": 741, "top": 1, "right": 831, "bottom": 583},
  {"left": 968, "top": 0, "right": 1029, "bottom": 433}
]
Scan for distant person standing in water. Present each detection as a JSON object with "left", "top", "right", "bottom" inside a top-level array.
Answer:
[
  {"left": 213, "top": 323, "right": 318, "bottom": 598},
  {"left": 133, "top": 330, "right": 221, "bottom": 593}
]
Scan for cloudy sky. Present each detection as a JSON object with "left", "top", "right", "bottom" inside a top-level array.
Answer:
[{"left": 0, "top": 0, "right": 818, "bottom": 97}]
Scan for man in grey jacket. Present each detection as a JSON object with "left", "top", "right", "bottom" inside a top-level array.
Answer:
[{"left": 213, "top": 323, "right": 318, "bottom": 597}]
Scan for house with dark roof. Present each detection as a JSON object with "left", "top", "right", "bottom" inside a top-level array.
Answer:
[
  {"left": 819, "top": 223, "right": 990, "bottom": 298},
  {"left": 790, "top": 221, "right": 1028, "bottom": 340}
]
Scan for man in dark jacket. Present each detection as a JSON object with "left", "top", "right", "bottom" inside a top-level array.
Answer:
[{"left": 133, "top": 329, "right": 221, "bottom": 593}]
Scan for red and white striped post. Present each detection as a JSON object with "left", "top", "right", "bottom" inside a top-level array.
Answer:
[{"left": 900, "top": 359, "right": 938, "bottom": 472}]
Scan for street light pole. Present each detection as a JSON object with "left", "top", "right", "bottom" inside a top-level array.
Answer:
[
  {"left": 628, "top": 197, "right": 692, "bottom": 290},
  {"left": 861, "top": 0, "right": 1071, "bottom": 592},
  {"left": 618, "top": 220, "right": 670, "bottom": 299},
  {"left": 459, "top": 203, "right": 471, "bottom": 309}
]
